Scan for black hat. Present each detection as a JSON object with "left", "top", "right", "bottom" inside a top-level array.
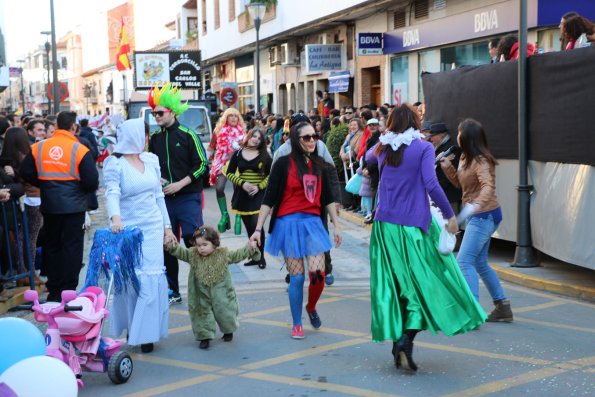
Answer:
[{"left": 429, "top": 122, "right": 448, "bottom": 136}]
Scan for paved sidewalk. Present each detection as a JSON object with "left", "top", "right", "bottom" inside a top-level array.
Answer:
[{"left": 339, "top": 209, "right": 595, "bottom": 303}]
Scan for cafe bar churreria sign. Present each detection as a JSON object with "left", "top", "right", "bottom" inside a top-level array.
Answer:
[{"left": 134, "top": 51, "right": 202, "bottom": 90}]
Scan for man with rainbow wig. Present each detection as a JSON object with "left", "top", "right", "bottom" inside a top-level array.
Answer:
[{"left": 148, "top": 83, "right": 209, "bottom": 305}]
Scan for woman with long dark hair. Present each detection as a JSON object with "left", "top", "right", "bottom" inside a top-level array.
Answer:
[
  {"left": 440, "top": 118, "right": 513, "bottom": 323},
  {"left": 225, "top": 129, "right": 272, "bottom": 268},
  {"left": 1, "top": 127, "right": 37, "bottom": 285},
  {"left": 250, "top": 121, "right": 342, "bottom": 339},
  {"left": 367, "top": 105, "right": 485, "bottom": 372}
]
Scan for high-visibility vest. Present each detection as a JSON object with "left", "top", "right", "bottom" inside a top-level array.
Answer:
[{"left": 31, "top": 130, "right": 89, "bottom": 181}]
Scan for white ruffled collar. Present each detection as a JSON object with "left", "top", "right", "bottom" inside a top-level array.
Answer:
[{"left": 378, "top": 127, "right": 425, "bottom": 151}]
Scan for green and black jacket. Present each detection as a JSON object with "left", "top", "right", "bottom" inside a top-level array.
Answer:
[{"left": 149, "top": 120, "right": 208, "bottom": 194}]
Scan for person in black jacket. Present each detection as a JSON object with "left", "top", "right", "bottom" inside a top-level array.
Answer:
[
  {"left": 78, "top": 119, "right": 99, "bottom": 161},
  {"left": 19, "top": 111, "right": 99, "bottom": 301},
  {"left": 428, "top": 122, "right": 462, "bottom": 214},
  {"left": 148, "top": 85, "right": 209, "bottom": 305}
]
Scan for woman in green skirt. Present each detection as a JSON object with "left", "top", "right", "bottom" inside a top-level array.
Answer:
[{"left": 365, "top": 104, "right": 486, "bottom": 372}]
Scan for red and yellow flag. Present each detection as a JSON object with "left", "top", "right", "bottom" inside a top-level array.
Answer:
[{"left": 116, "top": 17, "right": 131, "bottom": 71}]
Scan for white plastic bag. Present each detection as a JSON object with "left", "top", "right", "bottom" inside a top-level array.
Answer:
[{"left": 430, "top": 206, "right": 456, "bottom": 255}]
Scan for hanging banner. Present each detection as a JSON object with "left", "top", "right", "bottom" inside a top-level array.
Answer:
[
  {"left": 328, "top": 71, "right": 350, "bottom": 93},
  {"left": 134, "top": 51, "right": 202, "bottom": 90}
]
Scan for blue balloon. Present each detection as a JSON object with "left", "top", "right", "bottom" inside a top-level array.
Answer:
[{"left": 0, "top": 318, "right": 46, "bottom": 374}]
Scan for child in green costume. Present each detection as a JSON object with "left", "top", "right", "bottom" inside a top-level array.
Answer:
[{"left": 167, "top": 225, "right": 260, "bottom": 349}]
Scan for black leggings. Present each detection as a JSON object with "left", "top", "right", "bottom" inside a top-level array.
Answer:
[
  {"left": 215, "top": 174, "right": 227, "bottom": 199},
  {"left": 241, "top": 214, "right": 265, "bottom": 263}
]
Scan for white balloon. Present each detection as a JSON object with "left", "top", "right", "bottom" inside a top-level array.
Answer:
[{"left": 0, "top": 356, "right": 77, "bottom": 397}]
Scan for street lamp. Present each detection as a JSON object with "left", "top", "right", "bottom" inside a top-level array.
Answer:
[
  {"left": 41, "top": 31, "right": 52, "bottom": 114},
  {"left": 16, "top": 60, "right": 26, "bottom": 114},
  {"left": 246, "top": 2, "right": 266, "bottom": 113}
]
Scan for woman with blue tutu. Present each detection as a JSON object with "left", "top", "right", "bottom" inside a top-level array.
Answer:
[
  {"left": 250, "top": 121, "right": 342, "bottom": 339},
  {"left": 366, "top": 105, "right": 486, "bottom": 372}
]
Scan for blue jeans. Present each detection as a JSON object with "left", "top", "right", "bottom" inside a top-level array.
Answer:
[{"left": 456, "top": 214, "right": 506, "bottom": 302}]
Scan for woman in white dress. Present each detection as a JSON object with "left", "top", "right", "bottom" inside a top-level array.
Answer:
[{"left": 103, "top": 118, "right": 177, "bottom": 353}]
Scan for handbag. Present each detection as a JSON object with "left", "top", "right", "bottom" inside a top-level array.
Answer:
[
  {"left": 345, "top": 173, "right": 362, "bottom": 195},
  {"left": 430, "top": 205, "right": 456, "bottom": 255}
]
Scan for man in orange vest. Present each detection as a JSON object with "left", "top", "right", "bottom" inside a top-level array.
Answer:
[{"left": 20, "top": 111, "right": 99, "bottom": 302}]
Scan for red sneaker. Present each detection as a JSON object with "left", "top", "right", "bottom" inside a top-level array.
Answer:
[{"left": 291, "top": 324, "right": 305, "bottom": 339}]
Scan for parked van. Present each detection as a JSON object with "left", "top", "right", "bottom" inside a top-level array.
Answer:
[{"left": 139, "top": 105, "right": 212, "bottom": 149}]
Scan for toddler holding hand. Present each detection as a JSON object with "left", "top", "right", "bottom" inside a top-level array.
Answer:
[{"left": 167, "top": 225, "right": 260, "bottom": 349}]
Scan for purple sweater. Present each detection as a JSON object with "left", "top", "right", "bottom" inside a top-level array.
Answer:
[{"left": 366, "top": 139, "right": 454, "bottom": 232}]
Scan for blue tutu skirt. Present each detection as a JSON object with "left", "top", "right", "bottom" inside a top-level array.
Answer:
[{"left": 266, "top": 212, "right": 332, "bottom": 258}]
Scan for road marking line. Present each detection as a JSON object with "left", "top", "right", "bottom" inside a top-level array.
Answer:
[
  {"left": 242, "top": 317, "right": 368, "bottom": 337},
  {"left": 441, "top": 366, "right": 567, "bottom": 397},
  {"left": 514, "top": 316, "right": 595, "bottom": 334},
  {"left": 241, "top": 371, "right": 402, "bottom": 397},
  {"left": 131, "top": 353, "right": 222, "bottom": 372},
  {"left": 505, "top": 283, "right": 595, "bottom": 308},
  {"left": 240, "top": 338, "right": 369, "bottom": 370},
  {"left": 513, "top": 300, "right": 567, "bottom": 313},
  {"left": 417, "top": 341, "right": 552, "bottom": 365},
  {"left": 168, "top": 325, "right": 192, "bottom": 334},
  {"left": 239, "top": 296, "right": 344, "bottom": 319},
  {"left": 169, "top": 308, "right": 187, "bottom": 316},
  {"left": 218, "top": 368, "right": 245, "bottom": 375},
  {"left": 442, "top": 355, "right": 595, "bottom": 397},
  {"left": 122, "top": 374, "right": 222, "bottom": 397}
]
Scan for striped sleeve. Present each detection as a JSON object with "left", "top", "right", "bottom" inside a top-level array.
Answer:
[{"left": 181, "top": 126, "right": 208, "bottom": 180}]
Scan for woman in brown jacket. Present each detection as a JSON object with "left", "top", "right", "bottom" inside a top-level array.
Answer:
[{"left": 440, "top": 119, "right": 513, "bottom": 323}]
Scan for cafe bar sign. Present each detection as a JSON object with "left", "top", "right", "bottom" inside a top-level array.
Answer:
[{"left": 302, "top": 44, "right": 346, "bottom": 75}]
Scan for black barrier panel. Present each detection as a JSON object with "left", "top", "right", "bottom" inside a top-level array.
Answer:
[
  {"left": 421, "top": 62, "right": 519, "bottom": 160},
  {"left": 528, "top": 46, "right": 595, "bottom": 165},
  {"left": 0, "top": 199, "right": 35, "bottom": 290},
  {"left": 421, "top": 46, "right": 595, "bottom": 166}
]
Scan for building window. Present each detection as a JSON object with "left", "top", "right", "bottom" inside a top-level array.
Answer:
[
  {"left": 391, "top": 56, "right": 409, "bottom": 105},
  {"left": 393, "top": 9, "right": 406, "bottom": 29},
  {"left": 229, "top": 0, "right": 235, "bottom": 22},
  {"left": 214, "top": 0, "right": 220, "bottom": 30},
  {"left": 238, "top": 83, "right": 254, "bottom": 114},
  {"left": 418, "top": 49, "right": 440, "bottom": 101},
  {"left": 440, "top": 41, "right": 489, "bottom": 71},
  {"left": 188, "top": 17, "right": 198, "bottom": 40},
  {"left": 414, "top": 0, "right": 429, "bottom": 20},
  {"left": 201, "top": 0, "right": 207, "bottom": 35}
]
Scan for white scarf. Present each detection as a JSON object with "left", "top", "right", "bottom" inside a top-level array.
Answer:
[
  {"left": 113, "top": 118, "right": 145, "bottom": 154},
  {"left": 379, "top": 127, "right": 425, "bottom": 151}
]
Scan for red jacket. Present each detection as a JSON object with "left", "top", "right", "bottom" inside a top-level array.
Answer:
[{"left": 509, "top": 42, "right": 536, "bottom": 60}]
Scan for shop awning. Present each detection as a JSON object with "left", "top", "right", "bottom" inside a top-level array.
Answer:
[{"left": 328, "top": 71, "right": 350, "bottom": 93}]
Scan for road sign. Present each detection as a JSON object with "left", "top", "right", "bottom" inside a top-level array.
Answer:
[
  {"left": 220, "top": 87, "right": 238, "bottom": 107},
  {"left": 47, "top": 82, "right": 69, "bottom": 103}
]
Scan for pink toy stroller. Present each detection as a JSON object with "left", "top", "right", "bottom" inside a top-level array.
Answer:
[{"left": 24, "top": 285, "right": 133, "bottom": 388}]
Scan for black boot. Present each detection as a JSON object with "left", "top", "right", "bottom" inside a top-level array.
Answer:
[
  {"left": 222, "top": 333, "right": 233, "bottom": 342},
  {"left": 141, "top": 343, "right": 154, "bottom": 353},
  {"left": 392, "top": 333, "right": 418, "bottom": 372},
  {"left": 199, "top": 339, "right": 210, "bottom": 349}
]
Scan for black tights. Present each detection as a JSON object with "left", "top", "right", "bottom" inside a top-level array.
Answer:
[
  {"left": 242, "top": 214, "right": 265, "bottom": 263},
  {"left": 215, "top": 174, "right": 227, "bottom": 199}
]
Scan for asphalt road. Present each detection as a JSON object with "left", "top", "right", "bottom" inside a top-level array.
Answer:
[{"left": 6, "top": 180, "right": 594, "bottom": 396}]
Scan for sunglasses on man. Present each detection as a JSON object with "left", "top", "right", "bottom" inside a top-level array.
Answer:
[{"left": 152, "top": 110, "right": 172, "bottom": 117}]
